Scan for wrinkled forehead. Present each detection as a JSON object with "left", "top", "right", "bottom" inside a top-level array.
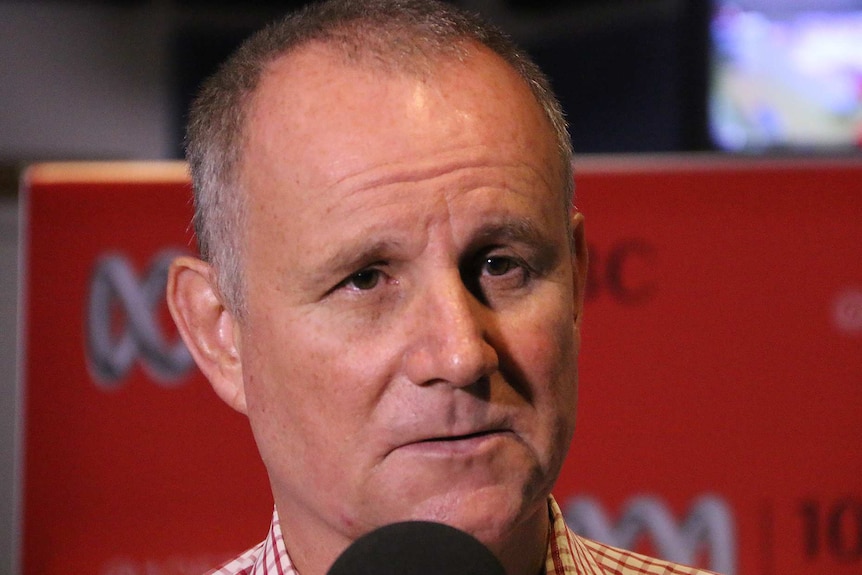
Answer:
[{"left": 238, "top": 41, "right": 564, "bottom": 219}]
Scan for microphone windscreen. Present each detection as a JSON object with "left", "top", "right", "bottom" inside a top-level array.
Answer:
[{"left": 326, "top": 521, "right": 507, "bottom": 575}]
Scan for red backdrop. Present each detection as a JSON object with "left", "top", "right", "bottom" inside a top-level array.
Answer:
[{"left": 20, "top": 157, "right": 862, "bottom": 574}]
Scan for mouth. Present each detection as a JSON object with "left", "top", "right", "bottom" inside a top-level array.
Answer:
[
  {"left": 420, "top": 429, "right": 504, "bottom": 443},
  {"left": 396, "top": 428, "right": 513, "bottom": 457}
]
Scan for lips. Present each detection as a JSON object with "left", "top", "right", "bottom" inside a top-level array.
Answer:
[
  {"left": 390, "top": 427, "right": 514, "bottom": 458},
  {"left": 382, "top": 405, "right": 517, "bottom": 457},
  {"left": 419, "top": 429, "right": 504, "bottom": 443}
]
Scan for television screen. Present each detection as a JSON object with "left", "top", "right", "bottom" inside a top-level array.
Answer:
[{"left": 709, "top": 0, "right": 862, "bottom": 151}]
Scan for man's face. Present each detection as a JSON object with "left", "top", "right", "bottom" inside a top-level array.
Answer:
[{"left": 236, "top": 43, "right": 583, "bottom": 562}]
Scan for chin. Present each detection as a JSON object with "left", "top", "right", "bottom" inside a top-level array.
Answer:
[{"left": 402, "top": 483, "right": 543, "bottom": 546}]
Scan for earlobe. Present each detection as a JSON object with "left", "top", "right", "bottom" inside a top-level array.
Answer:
[
  {"left": 166, "top": 256, "right": 247, "bottom": 414},
  {"left": 570, "top": 212, "right": 588, "bottom": 323}
]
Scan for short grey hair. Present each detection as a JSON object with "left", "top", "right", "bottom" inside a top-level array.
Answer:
[{"left": 186, "top": 0, "right": 573, "bottom": 316}]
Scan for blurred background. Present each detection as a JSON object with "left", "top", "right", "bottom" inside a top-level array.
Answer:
[
  {"left": 0, "top": 0, "right": 712, "bottom": 167},
  {"left": 1, "top": 1, "right": 860, "bottom": 574}
]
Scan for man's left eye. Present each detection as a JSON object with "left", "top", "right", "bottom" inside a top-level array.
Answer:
[
  {"left": 483, "top": 256, "right": 519, "bottom": 276},
  {"left": 338, "top": 268, "right": 383, "bottom": 291}
]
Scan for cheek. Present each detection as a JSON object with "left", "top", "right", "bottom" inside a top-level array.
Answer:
[
  {"left": 241, "top": 317, "right": 397, "bottom": 457},
  {"left": 513, "top": 300, "right": 578, "bottom": 385},
  {"left": 504, "top": 303, "right": 579, "bottom": 434},
  {"left": 242, "top": 342, "right": 373, "bottom": 508}
]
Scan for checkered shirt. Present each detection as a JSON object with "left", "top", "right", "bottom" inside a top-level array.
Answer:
[{"left": 207, "top": 496, "right": 719, "bottom": 575}]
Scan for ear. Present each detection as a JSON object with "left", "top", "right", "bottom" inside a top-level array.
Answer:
[
  {"left": 166, "top": 256, "right": 247, "bottom": 414},
  {"left": 570, "top": 211, "right": 588, "bottom": 324}
]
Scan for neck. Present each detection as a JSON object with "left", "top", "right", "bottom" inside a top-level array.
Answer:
[{"left": 489, "top": 503, "right": 549, "bottom": 575}]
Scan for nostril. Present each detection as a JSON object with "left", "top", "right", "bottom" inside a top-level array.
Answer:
[{"left": 462, "top": 375, "right": 492, "bottom": 401}]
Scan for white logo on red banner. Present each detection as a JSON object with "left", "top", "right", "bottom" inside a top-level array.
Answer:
[
  {"left": 833, "top": 289, "right": 862, "bottom": 334},
  {"left": 86, "top": 250, "right": 194, "bottom": 386},
  {"left": 565, "top": 495, "right": 736, "bottom": 574}
]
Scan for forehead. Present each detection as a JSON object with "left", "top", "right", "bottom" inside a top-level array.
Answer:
[{"left": 240, "top": 40, "right": 561, "bottom": 200}]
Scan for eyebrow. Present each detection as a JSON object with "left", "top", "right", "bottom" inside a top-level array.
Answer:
[
  {"left": 467, "top": 217, "right": 550, "bottom": 249},
  {"left": 312, "top": 237, "right": 406, "bottom": 283}
]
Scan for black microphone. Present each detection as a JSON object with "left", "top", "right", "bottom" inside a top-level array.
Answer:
[{"left": 327, "top": 521, "right": 507, "bottom": 575}]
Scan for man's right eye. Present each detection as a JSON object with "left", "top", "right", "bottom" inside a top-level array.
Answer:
[{"left": 340, "top": 269, "right": 382, "bottom": 291}]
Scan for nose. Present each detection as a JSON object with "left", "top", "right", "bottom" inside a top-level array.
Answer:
[{"left": 402, "top": 271, "right": 499, "bottom": 388}]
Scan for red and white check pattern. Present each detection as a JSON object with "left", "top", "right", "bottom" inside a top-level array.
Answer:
[
  {"left": 545, "top": 498, "right": 718, "bottom": 575},
  {"left": 207, "top": 497, "right": 718, "bottom": 575},
  {"left": 207, "top": 510, "right": 297, "bottom": 575}
]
